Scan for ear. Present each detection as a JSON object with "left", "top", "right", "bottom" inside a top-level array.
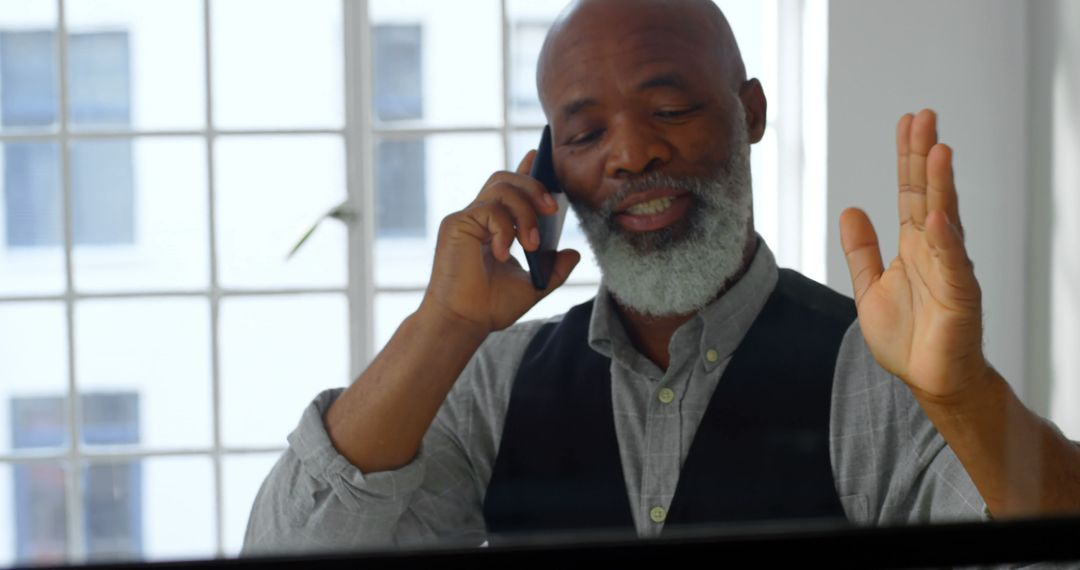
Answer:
[{"left": 739, "top": 78, "right": 768, "bottom": 144}]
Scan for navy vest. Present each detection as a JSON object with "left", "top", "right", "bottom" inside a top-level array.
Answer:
[{"left": 483, "top": 269, "right": 857, "bottom": 537}]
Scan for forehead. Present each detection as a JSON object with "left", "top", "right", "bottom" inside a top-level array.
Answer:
[{"left": 540, "top": 9, "right": 724, "bottom": 114}]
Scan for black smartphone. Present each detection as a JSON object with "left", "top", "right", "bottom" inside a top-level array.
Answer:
[{"left": 524, "top": 126, "right": 569, "bottom": 290}]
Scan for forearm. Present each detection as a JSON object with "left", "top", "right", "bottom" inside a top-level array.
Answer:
[
  {"left": 325, "top": 304, "right": 488, "bottom": 473},
  {"left": 918, "top": 368, "right": 1080, "bottom": 518}
]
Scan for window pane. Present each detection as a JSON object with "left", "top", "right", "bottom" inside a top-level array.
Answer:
[
  {"left": 222, "top": 453, "right": 279, "bottom": 556},
  {"left": 72, "top": 137, "right": 209, "bottom": 293},
  {"left": 212, "top": 0, "right": 343, "bottom": 130},
  {"left": 81, "top": 393, "right": 139, "bottom": 447},
  {"left": 371, "top": 0, "right": 501, "bottom": 128},
  {"left": 373, "top": 25, "right": 423, "bottom": 122},
  {"left": 76, "top": 298, "right": 213, "bottom": 450},
  {"left": 66, "top": 0, "right": 205, "bottom": 131},
  {"left": 374, "top": 133, "right": 502, "bottom": 288},
  {"left": 0, "top": 141, "right": 65, "bottom": 295},
  {"left": 81, "top": 460, "right": 141, "bottom": 562},
  {"left": 2, "top": 142, "right": 60, "bottom": 246},
  {"left": 5, "top": 461, "right": 69, "bottom": 566},
  {"left": 69, "top": 139, "right": 135, "bottom": 246},
  {"left": 0, "top": 0, "right": 58, "bottom": 133},
  {"left": 506, "top": 0, "right": 565, "bottom": 125},
  {"left": 0, "top": 303, "right": 68, "bottom": 455},
  {"left": 138, "top": 456, "right": 216, "bottom": 562},
  {"left": 220, "top": 294, "right": 349, "bottom": 448},
  {"left": 67, "top": 32, "right": 132, "bottom": 129},
  {"left": 215, "top": 135, "right": 346, "bottom": 290},
  {"left": 375, "top": 138, "right": 426, "bottom": 238}
]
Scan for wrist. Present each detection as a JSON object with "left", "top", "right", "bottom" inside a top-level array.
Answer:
[
  {"left": 414, "top": 299, "right": 490, "bottom": 347},
  {"left": 914, "top": 364, "right": 1012, "bottom": 426}
]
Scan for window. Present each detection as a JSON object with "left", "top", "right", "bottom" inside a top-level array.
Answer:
[
  {"left": 1, "top": 30, "right": 134, "bottom": 249},
  {"left": 11, "top": 393, "right": 141, "bottom": 563},
  {"left": 0, "top": 1, "right": 802, "bottom": 565}
]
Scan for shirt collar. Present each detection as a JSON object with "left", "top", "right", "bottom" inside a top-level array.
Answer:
[{"left": 587, "top": 235, "right": 780, "bottom": 376}]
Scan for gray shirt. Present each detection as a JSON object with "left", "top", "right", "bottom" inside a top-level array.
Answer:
[{"left": 242, "top": 239, "right": 992, "bottom": 555}]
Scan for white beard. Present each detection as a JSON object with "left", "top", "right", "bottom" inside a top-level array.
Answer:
[{"left": 570, "top": 117, "right": 754, "bottom": 317}]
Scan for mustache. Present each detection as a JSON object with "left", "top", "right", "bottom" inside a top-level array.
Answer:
[{"left": 592, "top": 172, "right": 716, "bottom": 217}]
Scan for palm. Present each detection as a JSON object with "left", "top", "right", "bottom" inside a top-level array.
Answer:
[{"left": 840, "top": 110, "right": 987, "bottom": 401}]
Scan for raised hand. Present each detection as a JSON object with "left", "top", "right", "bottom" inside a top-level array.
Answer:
[{"left": 839, "top": 109, "right": 990, "bottom": 404}]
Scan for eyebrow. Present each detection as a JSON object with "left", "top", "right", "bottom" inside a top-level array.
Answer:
[
  {"left": 559, "top": 97, "right": 599, "bottom": 122},
  {"left": 635, "top": 73, "right": 690, "bottom": 93},
  {"left": 557, "top": 73, "right": 692, "bottom": 122}
]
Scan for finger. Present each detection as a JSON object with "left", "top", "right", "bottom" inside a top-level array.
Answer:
[
  {"left": 536, "top": 249, "right": 582, "bottom": 298},
  {"left": 907, "top": 109, "right": 938, "bottom": 228},
  {"left": 480, "top": 182, "right": 545, "bottom": 252},
  {"left": 896, "top": 113, "right": 914, "bottom": 226},
  {"left": 481, "top": 171, "right": 559, "bottom": 215},
  {"left": 925, "top": 210, "right": 979, "bottom": 307},
  {"left": 516, "top": 150, "right": 537, "bottom": 175},
  {"left": 840, "top": 207, "right": 885, "bottom": 307},
  {"left": 926, "top": 143, "right": 963, "bottom": 240},
  {"left": 515, "top": 150, "right": 559, "bottom": 214},
  {"left": 464, "top": 202, "right": 518, "bottom": 263}
]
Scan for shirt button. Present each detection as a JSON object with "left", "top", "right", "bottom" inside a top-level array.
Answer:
[
  {"left": 705, "top": 348, "right": 719, "bottom": 363},
  {"left": 657, "top": 388, "right": 675, "bottom": 404},
  {"left": 650, "top": 506, "right": 667, "bottom": 523}
]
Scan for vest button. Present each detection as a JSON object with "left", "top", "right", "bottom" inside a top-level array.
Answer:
[
  {"left": 705, "top": 348, "right": 719, "bottom": 363},
  {"left": 657, "top": 388, "right": 675, "bottom": 404},
  {"left": 650, "top": 506, "right": 667, "bottom": 523}
]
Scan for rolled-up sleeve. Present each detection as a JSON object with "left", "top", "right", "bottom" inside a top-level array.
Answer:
[{"left": 241, "top": 386, "right": 486, "bottom": 555}]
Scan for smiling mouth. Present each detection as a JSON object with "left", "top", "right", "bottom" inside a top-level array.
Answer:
[
  {"left": 613, "top": 193, "right": 693, "bottom": 233},
  {"left": 625, "top": 196, "right": 675, "bottom": 215}
]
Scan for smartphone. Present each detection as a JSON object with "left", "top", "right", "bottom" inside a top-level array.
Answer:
[{"left": 524, "top": 125, "right": 569, "bottom": 290}]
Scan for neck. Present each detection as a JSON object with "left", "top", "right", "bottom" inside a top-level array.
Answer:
[{"left": 613, "top": 233, "right": 759, "bottom": 371}]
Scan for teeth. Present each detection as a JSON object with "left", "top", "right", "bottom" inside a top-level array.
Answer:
[{"left": 626, "top": 196, "right": 674, "bottom": 215}]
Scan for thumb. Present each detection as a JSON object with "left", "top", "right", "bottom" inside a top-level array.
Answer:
[
  {"left": 515, "top": 150, "right": 538, "bottom": 175},
  {"left": 839, "top": 208, "right": 884, "bottom": 307},
  {"left": 537, "top": 249, "right": 582, "bottom": 298}
]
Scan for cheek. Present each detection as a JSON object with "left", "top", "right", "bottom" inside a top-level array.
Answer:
[
  {"left": 673, "top": 124, "right": 731, "bottom": 171},
  {"left": 555, "top": 150, "right": 607, "bottom": 208}
]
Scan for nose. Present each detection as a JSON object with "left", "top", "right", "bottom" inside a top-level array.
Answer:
[{"left": 603, "top": 116, "right": 673, "bottom": 179}]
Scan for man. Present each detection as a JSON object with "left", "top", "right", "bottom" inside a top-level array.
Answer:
[{"left": 243, "top": 0, "right": 1080, "bottom": 553}]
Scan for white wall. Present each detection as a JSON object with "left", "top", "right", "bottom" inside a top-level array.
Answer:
[
  {"left": 1027, "top": 0, "right": 1080, "bottom": 437},
  {"left": 826, "top": 0, "right": 1030, "bottom": 398}
]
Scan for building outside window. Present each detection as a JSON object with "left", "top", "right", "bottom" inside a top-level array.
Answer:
[
  {"left": 372, "top": 25, "right": 426, "bottom": 239},
  {"left": 1, "top": 30, "right": 134, "bottom": 249},
  {"left": 12, "top": 393, "right": 141, "bottom": 564}
]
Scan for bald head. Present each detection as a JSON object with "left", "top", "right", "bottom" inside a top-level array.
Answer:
[{"left": 537, "top": 0, "right": 747, "bottom": 115}]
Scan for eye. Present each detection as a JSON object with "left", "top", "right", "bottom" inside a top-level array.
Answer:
[
  {"left": 569, "top": 129, "right": 604, "bottom": 145},
  {"left": 655, "top": 104, "right": 703, "bottom": 120}
]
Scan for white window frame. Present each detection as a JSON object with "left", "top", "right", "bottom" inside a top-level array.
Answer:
[{"left": 0, "top": 0, "right": 815, "bottom": 562}]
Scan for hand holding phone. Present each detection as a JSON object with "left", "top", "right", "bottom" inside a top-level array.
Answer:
[{"left": 524, "top": 126, "right": 570, "bottom": 290}]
